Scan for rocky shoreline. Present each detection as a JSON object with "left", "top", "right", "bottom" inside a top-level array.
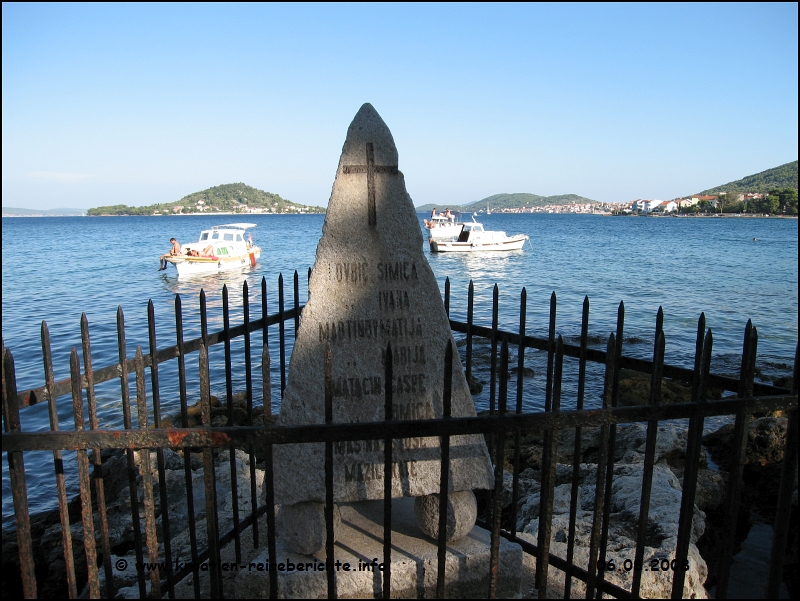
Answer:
[{"left": 2, "top": 379, "right": 796, "bottom": 599}]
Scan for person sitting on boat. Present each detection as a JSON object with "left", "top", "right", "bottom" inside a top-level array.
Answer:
[{"left": 159, "top": 238, "right": 181, "bottom": 270}]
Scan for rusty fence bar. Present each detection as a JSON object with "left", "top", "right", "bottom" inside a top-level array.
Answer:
[{"left": 2, "top": 273, "right": 798, "bottom": 600}]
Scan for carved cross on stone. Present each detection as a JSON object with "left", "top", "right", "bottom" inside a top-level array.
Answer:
[{"left": 342, "top": 142, "right": 399, "bottom": 228}]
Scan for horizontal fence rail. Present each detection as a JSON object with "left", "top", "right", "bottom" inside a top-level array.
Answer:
[{"left": 2, "top": 273, "right": 798, "bottom": 599}]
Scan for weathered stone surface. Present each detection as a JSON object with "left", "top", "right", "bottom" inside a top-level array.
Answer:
[
  {"left": 503, "top": 422, "right": 699, "bottom": 473},
  {"left": 273, "top": 104, "right": 492, "bottom": 506},
  {"left": 236, "top": 497, "right": 522, "bottom": 599},
  {"left": 518, "top": 529, "right": 708, "bottom": 599},
  {"left": 703, "top": 416, "right": 788, "bottom": 469},
  {"left": 515, "top": 462, "right": 708, "bottom": 598},
  {"left": 616, "top": 369, "right": 722, "bottom": 406},
  {"left": 693, "top": 469, "right": 728, "bottom": 512},
  {"left": 414, "top": 490, "right": 478, "bottom": 542},
  {"left": 278, "top": 502, "right": 342, "bottom": 555}
]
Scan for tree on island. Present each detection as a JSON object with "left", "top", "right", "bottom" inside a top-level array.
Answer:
[
  {"left": 746, "top": 188, "right": 797, "bottom": 214},
  {"left": 770, "top": 188, "right": 798, "bottom": 215}
]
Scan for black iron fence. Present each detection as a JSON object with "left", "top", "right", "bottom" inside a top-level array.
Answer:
[{"left": 2, "top": 273, "right": 797, "bottom": 599}]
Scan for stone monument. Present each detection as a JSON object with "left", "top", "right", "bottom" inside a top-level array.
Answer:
[{"left": 274, "top": 103, "right": 494, "bottom": 555}]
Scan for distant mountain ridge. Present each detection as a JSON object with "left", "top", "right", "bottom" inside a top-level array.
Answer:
[
  {"left": 416, "top": 192, "right": 598, "bottom": 213},
  {"left": 2, "top": 207, "right": 85, "bottom": 216},
  {"left": 695, "top": 160, "right": 797, "bottom": 196}
]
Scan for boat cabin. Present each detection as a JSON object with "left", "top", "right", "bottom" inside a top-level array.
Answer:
[
  {"left": 457, "top": 222, "right": 484, "bottom": 242},
  {"left": 192, "top": 223, "right": 256, "bottom": 257}
]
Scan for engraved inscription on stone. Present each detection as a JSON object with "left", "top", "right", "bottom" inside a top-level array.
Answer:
[{"left": 273, "top": 103, "right": 493, "bottom": 507}]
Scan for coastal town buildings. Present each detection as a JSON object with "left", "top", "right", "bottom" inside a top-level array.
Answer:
[{"left": 486, "top": 202, "right": 618, "bottom": 214}]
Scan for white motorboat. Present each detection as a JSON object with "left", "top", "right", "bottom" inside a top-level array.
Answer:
[
  {"left": 423, "top": 212, "right": 462, "bottom": 241},
  {"left": 429, "top": 217, "right": 529, "bottom": 253},
  {"left": 163, "top": 223, "right": 262, "bottom": 276}
]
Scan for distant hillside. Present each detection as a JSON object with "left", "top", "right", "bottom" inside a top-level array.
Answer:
[
  {"left": 2, "top": 207, "right": 85, "bottom": 216},
  {"left": 87, "top": 183, "right": 325, "bottom": 216},
  {"left": 416, "top": 192, "right": 598, "bottom": 213},
  {"left": 470, "top": 193, "right": 598, "bottom": 210},
  {"left": 695, "top": 160, "right": 798, "bottom": 196}
]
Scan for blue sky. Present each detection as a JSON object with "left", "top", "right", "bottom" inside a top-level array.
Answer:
[{"left": 2, "top": 2, "right": 797, "bottom": 209}]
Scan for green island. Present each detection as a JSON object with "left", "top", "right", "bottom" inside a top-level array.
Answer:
[{"left": 87, "top": 183, "right": 325, "bottom": 216}]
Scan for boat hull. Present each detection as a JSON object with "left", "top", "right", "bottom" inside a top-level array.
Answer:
[
  {"left": 166, "top": 248, "right": 262, "bottom": 276},
  {"left": 430, "top": 235, "right": 528, "bottom": 253}
]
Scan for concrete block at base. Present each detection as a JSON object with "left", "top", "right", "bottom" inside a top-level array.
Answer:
[{"left": 235, "top": 496, "right": 522, "bottom": 599}]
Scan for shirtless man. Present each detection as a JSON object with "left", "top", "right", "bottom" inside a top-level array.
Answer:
[{"left": 159, "top": 238, "right": 181, "bottom": 270}]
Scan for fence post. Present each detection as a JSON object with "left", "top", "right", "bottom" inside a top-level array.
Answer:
[
  {"left": 564, "top": 295, "right": 590, "bottom": 598},
  {"left": 716, "top": 320, "right": 757, "bottom": 598},
  {"left": 41, "top": 320, "right": 78, "bottom": 598},
  {"left": 586, "top": 333, "right": 615, "bottom": 599},
  {"left": 2, "top": 346, "right": 38, "bottom": 598},
  {"left": 766, "top": 343, "right": 799, "bottom": 598}
]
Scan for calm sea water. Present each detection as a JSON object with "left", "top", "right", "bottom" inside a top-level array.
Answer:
[{"left": 2, "top": 213, "right": 798, "bottom": 524}]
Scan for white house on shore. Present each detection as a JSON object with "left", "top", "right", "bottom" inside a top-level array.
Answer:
[
  {"left": 631, "top": 199, "right": 665, "bottom": 213},
  {"left": 654, "top": 200, "right": 678, "bottom": 213}
]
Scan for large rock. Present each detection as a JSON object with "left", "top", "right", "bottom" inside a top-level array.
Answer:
[
  {"left": 503, "top": 422, "right": 701, "bottom": 473},
  {"left": 616, "top": 369, "right": 722, "bottom": 406},
  {"left": 273, "top": 105, "right": 492, "bottom": 514},
  {"left": 515, "top": 462, "right": 708, "bottom": 598},
  {"left": 414, "top": 490, "right": 478, "bottom": 542},
  {"left": 703, "top": 416, "right": 788, "bottom": 469}
]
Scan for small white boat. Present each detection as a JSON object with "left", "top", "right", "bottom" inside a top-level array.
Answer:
[
  {"left": 163, "top": 223, "right": 262, "bottom": 276},
  {"left": 429, "top": 217, "right": 529, "bottom": 253},
  {"left": 423, "top": 212, "right": 463, "bottom": 240}
]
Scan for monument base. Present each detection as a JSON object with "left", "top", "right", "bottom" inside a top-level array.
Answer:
[{"left": 236, "top": 497, "right": 522, "bottom": 599}]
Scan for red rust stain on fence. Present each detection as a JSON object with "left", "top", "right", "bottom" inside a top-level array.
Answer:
[
  {"left": 167, "top": 430, "right": 189, "bottom": 446},
  {"left": 209, "top": 431, "right": 231, "bottom": 445}
]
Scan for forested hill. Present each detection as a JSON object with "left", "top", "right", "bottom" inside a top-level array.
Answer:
[
  {"left": 473, "top": 193, "right": 598, "bottom": 209},
  {"left": 87, "top": 183, "right": 325, "bottom": 216},
  {"left": 696, "top": 160, "right": 798, "bottom": 195},
  {"left": 416, "top": 192, "right": 597, "bottom": 212},
  {"left": 177, "top": 183, "right": 295, "bottom": 211}
]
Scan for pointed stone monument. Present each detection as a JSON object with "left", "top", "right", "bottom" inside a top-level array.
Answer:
[{"left": 274, "top": 103, "right": 493, "bottom": 555}]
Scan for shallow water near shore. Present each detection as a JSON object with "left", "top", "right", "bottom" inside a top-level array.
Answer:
[{"left": 2, "top": 213, "right": 797, "bottom": 526}]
